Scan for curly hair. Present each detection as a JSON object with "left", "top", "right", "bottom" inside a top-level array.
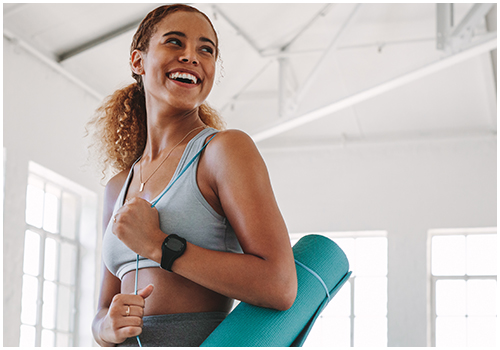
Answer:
[{"left": 87, "top": 4, "right": 225, "bottom": 176}]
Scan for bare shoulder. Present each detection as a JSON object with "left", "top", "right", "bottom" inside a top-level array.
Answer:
[
  {"left": 206, "top": 129, "right": 260, "bottom": 159},
  {"left": 203, "top": 129, "right": 268, "bottom": 181}
]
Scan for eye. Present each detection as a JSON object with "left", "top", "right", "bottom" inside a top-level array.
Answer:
[
  {"left": 165, "top": 38, "right": 181, "bottom": 46},
  {"left": 201, "top": 46, "right": 214, "bottom": 55}
]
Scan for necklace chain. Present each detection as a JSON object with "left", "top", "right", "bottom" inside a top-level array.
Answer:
[{"left": 139, "top": 125, "right": 205, "bottom": 192}]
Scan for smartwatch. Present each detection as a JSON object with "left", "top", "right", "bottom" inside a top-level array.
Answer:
[{"left": 160, "top": 234, "right": 187, "bottom": 272}]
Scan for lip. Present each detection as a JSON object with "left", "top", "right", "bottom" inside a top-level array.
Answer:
[{"left": 166, "top": 68, "right": 202, "bottom": 85}]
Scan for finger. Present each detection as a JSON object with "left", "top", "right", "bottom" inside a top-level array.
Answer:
[
  {"left": 123, "top": 305, "right": 144, "bottom": 318},
  {"left": 112, "top": 294, "right": 146, "bottom": 308},
  {"left": 117, "top": 325, "right": 143, "bottom": 340},
  {"left": 137, "top": 284, "right": 154, "bottom": 299},
  {"left": 112, "top": 313, "right": 143, "bottom": 331}
]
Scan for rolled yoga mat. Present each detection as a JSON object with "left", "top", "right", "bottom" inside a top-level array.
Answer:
[{"left": 200, "top": 234, "right": 351, "bottom": 347}]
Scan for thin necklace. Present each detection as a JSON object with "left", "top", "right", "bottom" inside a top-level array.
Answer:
[{"left": 139, "top": 125, "right": 205, "bottom": 192}]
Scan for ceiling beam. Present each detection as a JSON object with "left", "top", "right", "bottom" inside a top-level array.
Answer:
[
  {"left": 4, "top": 29, "right": 104, "bottom": 101},
  {"left": 451, "top": 3, "right": 495, "bottom": 41},
  {"left": 294, "top": 4, "right": 361, "bottom": 107},
  {"left": 436, "top": 3, "right": 453, "bottom": 50},
  {"left": 437, "top": 3, "right": 495, "bottom": 53},
  {"left": 251, "top": 37, "right": 497, "bottom": 143},
  {"left": 280, "top": 4, "right": 333, "bottom": 52},
  {"left": 212, "top": 5, "right": 263, "bottom": 56},
  {"left": 219, "top": 59, "right": 274, "bottom": 113},
  {"left": 57, "top": 19, "right": 142, "bottom": 62}
]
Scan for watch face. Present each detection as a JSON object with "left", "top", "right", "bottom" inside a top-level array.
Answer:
[{"left": 166, "top": 237, "right": 184, "bottom": 251}]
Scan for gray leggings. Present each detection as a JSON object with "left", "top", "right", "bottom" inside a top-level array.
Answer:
[{"left": 117, "top": 312, "right": 227, "bottom": 347}]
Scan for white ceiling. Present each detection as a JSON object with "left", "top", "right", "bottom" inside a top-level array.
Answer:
[{"left": 3, "top": 3, "right": 497, "bottom": 148}]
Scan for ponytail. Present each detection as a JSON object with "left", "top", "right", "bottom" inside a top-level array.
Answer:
[{"left": 86, "top": 83, "right": 147, "bottom": 175}]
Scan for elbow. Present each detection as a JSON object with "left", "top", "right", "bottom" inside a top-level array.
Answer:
[
  {"left": 275, "top": 287, "right": 297, "bottom": 311},
  {"left": 268, "top": 272, "right": 298, "bottom": 311}
]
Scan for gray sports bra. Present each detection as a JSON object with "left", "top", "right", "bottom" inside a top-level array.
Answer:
[{"left": 102, "top": 128, "right": 243, "bottom": 280}]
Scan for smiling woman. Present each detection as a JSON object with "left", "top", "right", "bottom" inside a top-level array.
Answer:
[{"left": 87, "top": 4, "right": 297, "bottom": 347}]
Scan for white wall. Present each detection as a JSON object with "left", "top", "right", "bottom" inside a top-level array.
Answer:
[
  {"left": 260, "top": 134, "right": 496, "bottom": 346},
  {"left": 3, "top": 37, "right": 104, "bottom": 346}
]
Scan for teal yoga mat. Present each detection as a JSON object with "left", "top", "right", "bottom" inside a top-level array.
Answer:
[{"left": 200, "top": 234, "right": 351, "bottom": 347}]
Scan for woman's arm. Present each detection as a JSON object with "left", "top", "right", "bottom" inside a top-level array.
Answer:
[
  {"left": 113, "top": 130, "right": 297, "bottom": 310},
  {"left": 92, "top": 171, "right": 154, "bottom": 346}
]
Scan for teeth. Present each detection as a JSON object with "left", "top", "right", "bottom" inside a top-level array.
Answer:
[{"left": 169, "top": 71, "right": 198, "bottom": 84}]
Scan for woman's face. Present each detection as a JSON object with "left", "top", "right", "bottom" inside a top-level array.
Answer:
[{"left": 134, "top": 11, "right": 217, "bottom": 113}]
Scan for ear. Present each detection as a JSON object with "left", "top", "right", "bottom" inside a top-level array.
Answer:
[{"left": 130, "top": 49, "right": 145, "bottom": 75}]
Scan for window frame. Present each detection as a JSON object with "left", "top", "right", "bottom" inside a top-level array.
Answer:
[
  {"left": 21, "top": 172, "right": 83, "bottom": 347},
  {"left": 427, "top": 227, "right": 497, "bottom": 347},
  {"left": 19, "top": 159, "right": 101, "bottom": 347}
]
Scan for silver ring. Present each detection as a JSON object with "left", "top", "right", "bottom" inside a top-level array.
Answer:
[{"left": 125, "top": 305, "right": 130, "bottom": 317}]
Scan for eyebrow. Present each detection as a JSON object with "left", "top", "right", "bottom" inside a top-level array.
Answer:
[{"left": 162, "top": 31, "right": 216, "bottom": 48}]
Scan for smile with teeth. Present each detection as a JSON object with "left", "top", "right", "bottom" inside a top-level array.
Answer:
[{"left": 169, "top": 71, "right": 198, "bottom": 84}]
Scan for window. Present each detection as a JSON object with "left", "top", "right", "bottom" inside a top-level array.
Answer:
[
  {"left": 290, "top": 231, "right": 388, "bottom": 347},
  {"left": 429, "top": 228, "right": 497, "bottom": 347},
  {"left": 20, "top": 169, "right": 83, "bottom": 347}
]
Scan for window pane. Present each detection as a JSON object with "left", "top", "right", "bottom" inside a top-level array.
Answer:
[
  {"left": 23, "top": 230, "right": 40, "bottom": 276},
  {"left": 41, "top": 329, "right": 55, "bottom": 347},
  {"left": 467, "top": 316, "right": 497, "bottom": 347},
  {"left": 61, "top": 192, "right": 77, "bottom": 239},
  {"left": 20, "top": 275, "right": 38, "bottom": 325},
  {"left": 57, "top": 332, "right": 70, "bottom": 347},
  {"left": 431, "top": 235, "right": 466, "bottom": 276},
  {"left": 356, "top": 237, "right": 387, "bottom": 276},
  {"left": 354, "top": 317, "right": 387, "bottom": 347},
  {"left": 467, "top": 279, "right": 496, "bottom": 316},
  {"left": 57, "top": 285, "right": 73, "bottom": 332},
  {"left": 324, "top": 280, "right": 350, "bottom": 317},
  {"left": 43, "top": 191, "right": 59, "bottom": 234},
  {"left": 44, "top": 238, "right": 58, "bottom": 281},
  {"left": 60, "top": 243, "right": 77, "bottom": 285},
  {"left": 305, "top": 316, "right": 350, "bottom": 347},
  {"left": 42, "top": 281, "right": 57, "bottom": 329},
  {"left": 436, "top": 280, "right": 466, "bottom": 316},
  {"left": 19, "top": 325, "right": 36, "bottom": 347},
  {"left": 466, "top": 234, "right": 497, "bottom": 276},
  {"left": 354, "top": 277, "right": 387, "bottom": 316},
  {"left": 435, "top": 316, "right": 466, "bottom": 347},
  {"left": 25, "top": 184, "right": 44, "bottom": 228},
  {"left": 324, "top": 317, "right": 350, "bottom": 347}
]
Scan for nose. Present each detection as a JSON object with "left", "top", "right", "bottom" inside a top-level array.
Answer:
[{"left": 178, "top": 46, "right": 198, "bottom": 65}]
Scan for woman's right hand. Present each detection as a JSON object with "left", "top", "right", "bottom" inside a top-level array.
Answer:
[{"left": 98, "top": 284, "right": 154, "bottom": 345}]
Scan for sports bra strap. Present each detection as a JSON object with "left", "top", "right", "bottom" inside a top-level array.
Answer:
[{"left": 150, "top": 132, "right": 218, "bottom": 208}]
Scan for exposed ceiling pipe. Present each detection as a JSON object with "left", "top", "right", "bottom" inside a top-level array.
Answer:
[{"left": 251, "top": 37, "right": 497, "bottom": 143}]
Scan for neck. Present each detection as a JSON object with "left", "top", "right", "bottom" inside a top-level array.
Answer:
[{"left": 143, "top": 104, "right": 206, "bottom": 161}]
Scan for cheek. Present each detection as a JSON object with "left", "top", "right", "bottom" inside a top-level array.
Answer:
[{"left": 204, "top": 62, "right": 216, "bottom": 84}]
